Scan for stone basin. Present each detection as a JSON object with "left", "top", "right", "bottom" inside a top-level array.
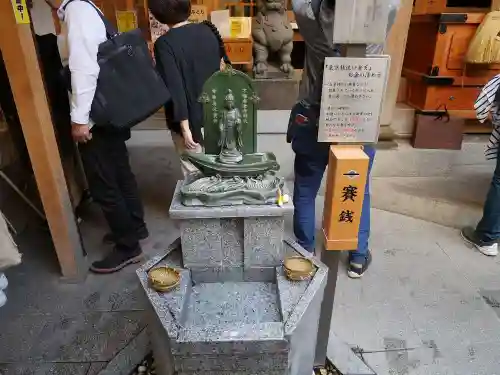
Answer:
[
  {"left": 136, "top": 181, "right": 328, "bottom": 375},
  {"left": 137, "top": 238, "right": 327, "bottom": 375}
]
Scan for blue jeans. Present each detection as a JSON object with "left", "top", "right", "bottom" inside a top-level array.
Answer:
[
  {"left": 476, "top": 149, "right": 500, "bottom": 243},
  {"left": 288, "top": 102, "right": 375, "bottom": 263}
]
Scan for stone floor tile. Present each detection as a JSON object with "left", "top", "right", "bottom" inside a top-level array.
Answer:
[
  {"left": 28, "top": 311, "right": 146, "bottom": 362},
  {"left": 406, "top": 290, "right": 500, "bottom": 350},
  {"left": 86, "top": 362, "right": 107, "bottom": 375},
  {"left": 417, "top": 341, "right": 500, "bottom": 375},
  {"left": 0, "top": 363, "right": 90, "bottom": 375},
  {"left": 0, "top": 314, "right": 47, "bottom": 362},
  {"left": 327, "top": 333, "right": 375, "bottom": 375},
  {"left": 361, "top": 346, "right": 436, "bottom": 375}
]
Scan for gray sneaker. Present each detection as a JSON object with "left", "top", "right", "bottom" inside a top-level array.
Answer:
[{"left": 461, "top": 227, "right": 498, "bottom": 257}]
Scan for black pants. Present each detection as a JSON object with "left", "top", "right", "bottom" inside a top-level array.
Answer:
[{"left": 79, "top": 127, "right": 145, "bottom": 253}]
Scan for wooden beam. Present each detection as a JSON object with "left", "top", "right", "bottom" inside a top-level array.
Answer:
[
  {"left": 380, "top": 0, "right": 413, "bottom": 126},
  {"left": 0, "top": 0, "right": 87, "bottom": 281}
]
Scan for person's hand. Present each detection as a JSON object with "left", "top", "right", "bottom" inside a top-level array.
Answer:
[
  {"left": 181, "top": 128, "right": 199, "bottom": 150},
  {"left": 71, "top": 123, "right": 92, "bottom": 143}
]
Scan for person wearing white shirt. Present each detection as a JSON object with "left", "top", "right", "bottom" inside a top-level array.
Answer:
[{"left": 44, "top": 0, "right": 149, "bottom": 273}]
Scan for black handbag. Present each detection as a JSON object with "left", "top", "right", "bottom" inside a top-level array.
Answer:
[{"left": 62, "top": 0, "right": 171, "bottom": 129}]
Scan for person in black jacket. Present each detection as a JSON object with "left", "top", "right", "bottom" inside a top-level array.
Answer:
[{"left": 149, "top": 0, "right": 228, "bottom": 176}]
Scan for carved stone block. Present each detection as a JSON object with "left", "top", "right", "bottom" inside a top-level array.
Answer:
[
  {"left": 244, "top": 217, "right": 285, "bottom": 267},
  {"left": 180, "top": 219, "right": 223, "bottom": 267}
]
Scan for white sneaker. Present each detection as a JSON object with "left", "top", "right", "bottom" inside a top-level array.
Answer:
[
  {"left": 461, "top": 228, "right": 499, "bottom": 256},
  {"left": 476, "top": 243, "right": 499, "bottom": 257},
  {"left": 0, "top": 273, "right": 7, "bottom": 290},
  {"left": 0, "top": 290, "right": 6, "bottom": 307}
]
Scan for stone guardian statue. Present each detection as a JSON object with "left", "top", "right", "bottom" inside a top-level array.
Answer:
[{"left": 252, "top": 0, "right": 294, "bottom": 78}]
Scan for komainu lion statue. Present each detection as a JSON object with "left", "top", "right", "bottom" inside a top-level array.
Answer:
[{"left": 251, "top": 0, "right": 294, "bottom": 78}]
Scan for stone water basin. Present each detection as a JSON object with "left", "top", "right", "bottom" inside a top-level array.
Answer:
[{"left": 137, "top": 238, "right": 328, "bottom": 375}]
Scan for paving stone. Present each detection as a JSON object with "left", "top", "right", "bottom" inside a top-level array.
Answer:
[
  {"left": 98, "top": 329, "right": 150, "bottom": 375},
  {"left": 326, "top": 333, "right": 375, "bottom": 375},
  {"left": 86, "top": 362, "right": 107, "bottom": 375},
  {"left": 0, "top": 314, "right": 46, "bottom": 362},
  {"left": 479, "top": 289, "right": 500, "bottom": 319},
  {"left": 406, "top": 290, "right": 500, "bottom": 350},
  {"left": 0, "top": 363, "right": 91, "bottom": 375},
  {"left": 28, "top": 311, "right": 146, "bottom": 362}
]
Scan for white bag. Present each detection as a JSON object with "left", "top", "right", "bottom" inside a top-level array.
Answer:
[{"left": 0, "top": 212, "right": 20, "bottom": 270}]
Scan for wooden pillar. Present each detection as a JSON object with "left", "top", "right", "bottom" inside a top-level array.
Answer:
[
  {"left": 0, "top": 0, "right": 87, "bottom": 281},
  {"left": 380, "top": 0, "right": 413, "bottom": 129},
  {"left": 492, "top": 0, "right": 500, "bottom": 11}
]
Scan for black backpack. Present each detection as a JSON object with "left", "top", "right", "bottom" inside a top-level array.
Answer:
[{"left": 62, "top": 0, "right": 171, "bottom": 129}]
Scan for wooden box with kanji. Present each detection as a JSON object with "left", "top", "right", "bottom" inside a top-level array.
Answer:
[{"left": 402, "top": 12, "right": 500, "bottom": 113}]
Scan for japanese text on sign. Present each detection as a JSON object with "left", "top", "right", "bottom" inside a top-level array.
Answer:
[
  {"left": 11, "top": 0, "right": 30, "bottom": 24},
  {"left": 318, "top": 56, "right": 389, "bottom": 144},
  {"left": 189, "top": 5, "right": 208, "bottom": 22},
  {"left": 116, "top": 11, "right": 138, "bottom": 33}
]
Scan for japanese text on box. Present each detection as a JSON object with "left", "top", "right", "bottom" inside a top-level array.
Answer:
[{"left": 318, "top": 56, "right": 389, "bottom": 144}]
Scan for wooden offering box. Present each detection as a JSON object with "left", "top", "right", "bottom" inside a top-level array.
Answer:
[
  {"left": 224, "top": 38, "right": 252, "bottom": 66},
  {"left": 413, "top": 0, "right": 493, "bottom": 15},
  {"left": 403, "top": 12, "right": 500, "bottom": 113}
]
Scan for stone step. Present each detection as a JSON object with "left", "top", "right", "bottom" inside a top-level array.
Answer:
[
  {"left": 371, "top": 174, "right": 490, "bottom": 229},
  {"left": 372, "top": 136, "right": 494, "bottom": 178}
]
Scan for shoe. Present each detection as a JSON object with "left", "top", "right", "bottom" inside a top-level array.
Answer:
[
  {"left": 90, "top": 247, "right": 143, "bottom": 274},
  {"left": 102, "top": 228, "right": 149, "bottom": 245},
  {"left": 461, "top": 227, "right": 498, "bottom": 256},
  {"left": 0, "top": 291, "right": 6, "bottom": 307},
  {"left": 348, "top": 250, "right": 372, "bottom": 279},
  {"left": 0, "top": 273, "right": 7, "bottom": 290}
]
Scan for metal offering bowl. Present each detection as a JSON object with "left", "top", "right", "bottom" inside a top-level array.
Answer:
[
  {"left": 284, "top": 256, "right": 314, "bottom": 281},
  {"left": 148, "top": 266, "right": 181, "bottom": 292}
]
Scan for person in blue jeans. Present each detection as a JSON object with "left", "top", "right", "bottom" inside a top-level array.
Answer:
[
  {"left": 290, "top": 0, "right": 398, "bottom": 278},
  {"left": 288, "top": 101, "right": 374, "bottom": 278},
  {"left": 461, "top": 75, "right": 500, "bottom": 257}
]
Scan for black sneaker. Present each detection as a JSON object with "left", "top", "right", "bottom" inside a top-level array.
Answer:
[
  {"left": 102, "top": 228, "right": 149, "bottom": 245},
  {"left": 348, "top": 250, "right": 372, "bottom": 279},
  {"left": 90, "top": 247, "right": 143, "bottom": 274},
  {"left": 461, "top": 227, "right": 499, "bottom": 256}
]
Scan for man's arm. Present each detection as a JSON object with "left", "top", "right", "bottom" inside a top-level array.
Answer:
[{"left": 65, "top": 3, "right": 102, "bottom": 125}]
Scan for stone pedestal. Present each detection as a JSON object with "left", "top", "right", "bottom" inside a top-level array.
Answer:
[
  {"left": 170, "top": 181, "right": 291, "bottom": 282},
  {"left": 137, "top": 181, "right": 328, "bottom": 375}
]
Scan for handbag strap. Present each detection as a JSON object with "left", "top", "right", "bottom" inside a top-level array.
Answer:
[
  {"left": 201, "top": 20, "right": 231, "bottom": 65},
  {"left": 62, "top": 0, "right": 118, "bottom": 39}
]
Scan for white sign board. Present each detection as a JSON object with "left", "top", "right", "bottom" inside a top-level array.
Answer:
[
  {"left": 333, "top": 0, "right": 391, "bottom": 44},
  {"left": 318, "top": 56, "right": 390, "bottom": 144}
]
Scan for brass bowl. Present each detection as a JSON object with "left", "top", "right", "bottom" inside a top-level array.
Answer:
[
  {"left": 148, "top": 266, "right": 180, "bottom": 292},
  {"left": 284, "top": 256, "right": 314, "bottom": 281}
]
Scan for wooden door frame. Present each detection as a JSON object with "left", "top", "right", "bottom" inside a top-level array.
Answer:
[{"left": 0, "top": 0, "right": 87, "bottom": 282}]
